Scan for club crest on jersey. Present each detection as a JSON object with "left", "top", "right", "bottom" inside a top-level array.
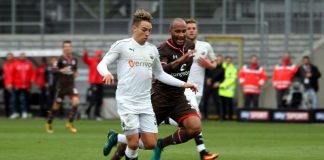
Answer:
[{"left": 172, "top": 55, "right": 178, "bottom": 60}]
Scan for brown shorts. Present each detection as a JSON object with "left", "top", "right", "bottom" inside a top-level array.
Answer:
[
  {"left": 151, "top": 92, "right": 199, "bottom": 126},
  {"left": 54, "top": 86, "right": 79, "bottom": 103}
]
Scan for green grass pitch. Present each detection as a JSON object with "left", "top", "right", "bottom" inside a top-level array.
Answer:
[{"left": 0, "top": 118, "right": 324, "bottom": 160}]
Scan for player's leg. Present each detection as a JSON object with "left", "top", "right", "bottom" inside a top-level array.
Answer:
[
  {"left": 66, "top": 93, "right": 80, "bottom": 133},
  {"left": 193, "top": 94, "right": 219, "bottom": 160},
  {"left": 104, "top": 114, "right": 141, "bottom": 159},
  {"left": 152, "top": 99, "right": 201, "bottom": 160},
  {"left": 45, "top": 100, "right": 62, "bottom": 133},
  {"left": 94, "top": 84, "right": 103, "bottom": 121}
]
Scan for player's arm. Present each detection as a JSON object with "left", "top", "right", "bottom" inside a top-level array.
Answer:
[
  {"left": 153, "top": 53, "right": 197, "bottom": 92},
  {"left": 159, "top": 47, "right": 195, "bottom": 72},
  {"left": 198, "top": 43, "right": 217, "bottom": 69},
  {"left": 97, "top": 42, "right": 120, "bottom": 85}
]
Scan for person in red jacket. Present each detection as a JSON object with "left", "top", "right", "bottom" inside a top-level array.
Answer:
[
  {"left": 35, "top": 57, "right": 49, "bottom": 117},
  {"left": 272, "top": 53, "right": 298, "bottom": 108},
  {"left": 12, "top": 52, "right": 35, "bottom": 119},
  {"left": 239, "top": 55, "right": 267, "bottom": 108},
  {"left": 83, "top": 50, "right": 104, "bottom": 121},
  {"left": 3, "top": 52, "right": 18, "bottom": 119}
]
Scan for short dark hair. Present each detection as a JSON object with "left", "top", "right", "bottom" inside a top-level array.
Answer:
[
  {"left": 63, "top": 40, "right": 72, "bottom": 46},
  {"left": 132, "top": 9, "right": 152, "bottom": 26},
  {"left": 303, "top": 55, "right": 310, "bottom": 60},
  {"left": 251, "top": 54, "right": 258, "bottom": 59}
]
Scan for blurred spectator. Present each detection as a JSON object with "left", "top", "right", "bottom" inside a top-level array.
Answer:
[
  {"left": 3, "top": 53, "right": 16, "bottom": 118},
  {"left": 239, "top": 55, "right": 267, "bottom": 109},
  {"left": 219, "top": 56, "right": 237, "bottom": 120},
  {"left": 202, "top": 55, "right": 224, "bottom": 120},
  {"left": 12, "top": 53, "right": 35, "bottom": 119},
  {"left": 296, "top": 56, "right": 321, "bottom": 109},
  {"left": 0, "top": 67, "right": 5, "bottom": 116},
  {"left": 272, "top": 53, "right": 298, "bottom": 109},
  {"left": 82, "top": 50, "right": 104, "bottom": 121},
  {"left": 47, "top": 57, "right": 58, "bottom": 108},
  {"left": 35, "top": 57, "right": 50, "bottom": 117}
]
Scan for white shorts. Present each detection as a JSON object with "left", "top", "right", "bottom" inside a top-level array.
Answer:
[
  {"left": 184, "top": 89, "right": 201, "bottom": 112},
  {"left": 119, "top": 113, "right": 158, "bottom": 135}
]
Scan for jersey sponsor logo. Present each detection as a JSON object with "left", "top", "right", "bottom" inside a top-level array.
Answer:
[
  {"left": 170, "top": 71, "right": 190, "bottom": 77},
  {"left": 128, "top": 60, "right": 152, "bottom": 68}
]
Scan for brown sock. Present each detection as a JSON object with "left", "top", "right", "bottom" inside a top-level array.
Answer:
[{"left": 161, "top": 128, "right": 192, "bottom": 148}]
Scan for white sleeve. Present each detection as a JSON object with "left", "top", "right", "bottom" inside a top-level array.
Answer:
[
  {"left": 97, "top": 42, "right": 120, "bottom": 76},
  {"left": 206, "top": 43, "right": 216, "bottom": 61},
  {"left": 152, "top": 51, "right": 185, "bottom": 87}
]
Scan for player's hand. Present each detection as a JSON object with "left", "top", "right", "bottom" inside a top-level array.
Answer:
[
  {"left": 198, "top": 58, "right": 214, "bottom": 69},
  {"left": 213, "top": 82, "right": 220, "bottom": 88},
  {"left": 206, "top": 78, "right": 212, "bottom": 86},
  {"left": 178, "top": 50, "right": 195, "bottom": 63},
  {"left": 102, "top": 73, "right": 114, "bottom": 85},
  {"left": 183, "top": 82, "right": 198, "bottom": 93},
  {"left": 60, "top": 66, "right": 70, "bottom": 73}
]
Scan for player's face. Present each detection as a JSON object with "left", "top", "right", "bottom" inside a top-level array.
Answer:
[
  {"left": 170, "top": 21, "right": 187, "bottom": 46},
  {"left": 186, "top": 23, "right": 197, "bottom": 41},
  {"left": 63, "top": 43, "right": 73, "bottom": 55},
  {"left": 133, "top": 21, "right": 152, "bottom": 45}
]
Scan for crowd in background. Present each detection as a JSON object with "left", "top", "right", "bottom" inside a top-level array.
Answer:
[
  {"left": 0, "top": 50, "right": 104, "bottom": 120},
  {"left": 202, "top": 53, "right": 321, "bottom": 120},
  {"left": 0, "top": 51, "right": 321, "bottom": 120}
]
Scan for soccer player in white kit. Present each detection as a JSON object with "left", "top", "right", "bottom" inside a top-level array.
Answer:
[
  {"left": 97, "top": 9, "right": 197, "bottom": 160},
  {"left": 184, "top": 18, "right": 219, "bottom": 160}
]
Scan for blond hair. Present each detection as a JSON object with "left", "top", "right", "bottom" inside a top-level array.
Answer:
[
  {"left": 185, "top": 18, "right": 197, "bottom": 25},
  {"left": 132, "top": 9, "right": 153, "bottom": 26}
]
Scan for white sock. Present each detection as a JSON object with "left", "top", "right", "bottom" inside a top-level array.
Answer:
[
  {"left": 169, "top": 118, "right": 178, "bottom": 126},
  {"left": 125, "top": 146, "right": 138, "bottom": 158},
  {"left": 117, "top": 134, "right": 127, "bottom": 144},
  {"left": 118, "top": 134, "right": 145, "bottom": 149},
  {"left": 196, "top": 133, "right": 206, "bottom": 152}
]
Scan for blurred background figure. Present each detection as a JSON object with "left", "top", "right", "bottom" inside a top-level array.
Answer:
[
  {"left": 3, "top": 53, "right": 16, "bottom": 119},
  {"left": 272, "top": 53, "right": 298, "bottom": 109},
  {"left": 219, "top": 56, "right": 237, "bottom": 120},
  {"left": 35, "top": 57, "right": 50, "bottom": 117},
  {"left": 202, "top": 55, "right": 224, "bottom": 120},
  {"left": 296, "top": 56, "right": 321, "bottom": 109},
  {"left": 12, "top": 53, "right": 35, "bottom": 119},
  {"left": 239, "top": 55, "right": 267, "bottom": 109},
  {"left": 82, "top": 50, "right": 104, "bottom": 121}
]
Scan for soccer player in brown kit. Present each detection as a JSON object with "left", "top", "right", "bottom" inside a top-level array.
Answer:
[
  {"left": 45, "top": 40, "right": 80, "bottom": 134},
  {"left": 110, "top": 18, "right": 218, "bottom": 160},
  {"left": 150, "top": 18, "right": 219, "bottom": 160}
]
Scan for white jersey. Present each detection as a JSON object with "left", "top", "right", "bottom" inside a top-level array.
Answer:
[
  {"left": 187, "top": 40, "right": 216, "bottom": 97},
  {"left": 97, "top": 38, "right": 185, "bottom": 115}
]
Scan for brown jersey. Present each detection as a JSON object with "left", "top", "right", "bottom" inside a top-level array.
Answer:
[
  {"left": 56, "top": 55, "right": 78, "bottom": 89},
  {"left": 153, "top": 39, "right": 195, "bottom": 97}
]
